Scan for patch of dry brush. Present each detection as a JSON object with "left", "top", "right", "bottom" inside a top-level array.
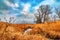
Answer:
[{"left": 0, "top": 21, "right": 60, "bottom": 40}]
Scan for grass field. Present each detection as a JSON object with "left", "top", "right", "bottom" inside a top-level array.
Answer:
[{"left": 0, "top": 21, "right": 60, "bottom": 40}]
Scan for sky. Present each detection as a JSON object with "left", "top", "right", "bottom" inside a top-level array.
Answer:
[{"left": 0, "top": 0, "right": 60, "bottom": 23}]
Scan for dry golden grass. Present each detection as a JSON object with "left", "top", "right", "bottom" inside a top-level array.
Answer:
[{"left": 0, "top": 20, "right": 60, "bottom": 40}]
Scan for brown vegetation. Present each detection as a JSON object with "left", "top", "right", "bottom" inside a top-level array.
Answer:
[{"left": 0, "top": 20, "right": 60, "bottom": 40}]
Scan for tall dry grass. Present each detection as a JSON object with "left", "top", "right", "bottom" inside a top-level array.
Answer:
[{"left": 0, "top": 21, "right": 60, "bottom": 40}]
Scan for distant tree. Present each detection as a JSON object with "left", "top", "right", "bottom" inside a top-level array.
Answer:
[
  {"left": 4, "top": 17, "right": 7, "bottom": 22},
  {"left": 34, "top": 5, "right": 51, "bottom": 23},
  {"left": 0, "top": 18, "right": 1, "bottom": 22},
  {"left": 34, "top": 13, "right": 42, "bottom": 23},
  {"left": 4, "top": 16, "right": 16, "bottom": 23},
  {"left": 55, "top": 7, "right": 60, "bottom": 18},
  {"left": 53, "top": 15, "right": 57, "bottom": 21}
]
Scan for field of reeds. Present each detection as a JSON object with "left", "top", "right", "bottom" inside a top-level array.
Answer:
[{"left": 0, "top": 20, "right": 60, "bottom": 40}]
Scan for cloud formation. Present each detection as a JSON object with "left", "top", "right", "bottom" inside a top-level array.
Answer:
[{"left": 0, "top": 0, "right": 60, "bottom": 23}]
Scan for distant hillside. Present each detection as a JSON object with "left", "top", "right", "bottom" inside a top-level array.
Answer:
[{"left": 0, "top": 20, "right": 60, "bottom": 40}]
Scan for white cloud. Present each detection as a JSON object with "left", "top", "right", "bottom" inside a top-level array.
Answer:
[
  {"left": 40, "top": 0, "right": 54, "bottom": 5},
  {"left": 34, "top": 0, "right": 54, "bottom": 10},
  {"left": 21, "top": 3, "right": 31, "bottom": 14},
  {"left": 15, "top": 3, "right": 19, "bottom": 7},
  {"left": 15, "top": 13, "right": 36, "bottom": 24},
  {"left": 4, "top": 0, "right": 15, "bottom": 7},
  {"left": 0, "top": 10, "right": 10, "bottom": 15},
  {"left": 4, "top": 0, "right": 19, "bottom": 10},
  {"left": 15, "top": 18, "right": 35, "bottom": 24}
]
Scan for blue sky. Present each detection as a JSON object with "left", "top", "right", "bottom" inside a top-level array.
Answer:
[{"left": 0, "top": 0, "right": 60, "bottom": 23}]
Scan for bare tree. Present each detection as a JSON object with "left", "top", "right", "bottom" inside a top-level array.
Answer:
[
  {"left": 40, "top": 5, "right": 51, "bottom": 22},
  {"left": 34, "top": 13, "right": 42, "bottom": 23},
  {"left": 34, "top": 5, "right": 51, "bottom": 23},
  {"left": 55, "top": 7, "right": 60, "bottom": 18},
  {"left": 4, "top": 17, "right": 7, "bottom": 22},
  {"left": 0, "top": 18, "right": 1, "bottom": 22},
  {"left": 4, "top": 17, "right": 16, "bottom": 23}
]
